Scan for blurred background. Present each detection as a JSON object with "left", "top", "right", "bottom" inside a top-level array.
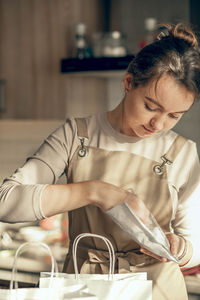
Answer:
[
  {"left": 0, "top": 0, "right": 200, "bottom": 297},
  {"left": 0, "top": 0, "right": 199, "bottom": 119},
  {"left": 0, "top": 0, "right": 200, "bottom": 148}
]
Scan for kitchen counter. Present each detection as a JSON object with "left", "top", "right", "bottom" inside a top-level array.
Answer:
[
  {"left": 0, "top": 269, "right": 39, "bottom": 287},
  {"left": 0, "top": 252, "right": 54, "bottom": 288},
  {"left": 0, "top": 255, "right": 43, "bottom": 288},
  {"left": 0, "top": 256, "right": 200, "bottom": 296},
  {"left": 0, "top": 240, "right": 67, "bottom": 288}
]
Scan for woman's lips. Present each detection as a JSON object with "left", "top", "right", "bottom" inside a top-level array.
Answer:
[{"left": 142, "top": 125, "right": 154, "bottom": 133}]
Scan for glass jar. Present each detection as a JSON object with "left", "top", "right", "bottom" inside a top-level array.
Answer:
[{"left": 102, "top": 31, "right": 127, "bottom": 57}]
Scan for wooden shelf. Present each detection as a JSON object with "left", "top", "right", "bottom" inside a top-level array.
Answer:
[
  {"left": 64, "top": 70, "right": 126, "bottom": 78},
  {"left": 60, "top": 56, "right": 134, "bottom": 78}
]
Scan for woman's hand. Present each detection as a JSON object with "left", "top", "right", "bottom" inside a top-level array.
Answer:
[
  {"left": 87, "top": 180, "right": 131, "bottom": 211},
  {"left": 126, "top": 194, "right": 150, "bottom": 225},
  {"left": 165, "top": 233, "right": 185, "bottom": 258},
  {"left": 140, "top": 233, "right": 191, "bottom": 265}
]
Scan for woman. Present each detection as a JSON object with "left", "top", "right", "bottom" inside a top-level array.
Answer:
[{"left": 1, "top": 23, "right": 200, "bottom": 299}]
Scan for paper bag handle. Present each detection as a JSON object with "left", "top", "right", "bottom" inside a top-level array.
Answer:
[
  {"left": 72, "top": 233, "right": 115, "bottom": 280},
  {"left": 10, "top": 241, "right": 58, "bottom": 290}
]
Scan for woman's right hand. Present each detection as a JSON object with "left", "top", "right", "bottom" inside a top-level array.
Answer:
[
  {"left": 87, "top": 180, "right": 131, "bottom": 211},
  {"left": 126, "top": 194, "right": 150, "bottom": 225}
]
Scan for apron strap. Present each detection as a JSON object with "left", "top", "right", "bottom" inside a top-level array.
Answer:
[
  {"left": 153, "top": 135, "right": 187, "bottom": 175},
  {"left": 75, "top": 118, "right": 89, "bottom": 139},
  {"left": 164, "top": 135, "right": 187, "bottom": 162},
  {"left": 75, "top": 118, "right": 186, "bottom": 163}
]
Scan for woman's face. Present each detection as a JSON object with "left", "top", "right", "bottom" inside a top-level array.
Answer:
[{"left": 121, "top": 73, "right": 195, "bottom": 137}]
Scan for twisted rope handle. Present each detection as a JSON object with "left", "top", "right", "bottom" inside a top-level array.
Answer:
[
  {"left": 72, "top": 233, "right": 115, "bottom": 280},
  {"left": 10, "top": 241, "right": 58, "bottom": 290}
]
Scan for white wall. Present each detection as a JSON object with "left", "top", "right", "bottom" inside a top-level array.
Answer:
[
  {"left": 0, "top": 120, "right": 63, "bottom": 183},
  {"left": 174, "top": 101, "right": 200, "bottom": 156}
]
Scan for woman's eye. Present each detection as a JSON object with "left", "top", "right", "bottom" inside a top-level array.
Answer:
[
  {"left": 168, "top": 113, "right": 179, "bottom": 119},
  {"left": 144, "top": 103, "right": 156, "bottom": 111}
]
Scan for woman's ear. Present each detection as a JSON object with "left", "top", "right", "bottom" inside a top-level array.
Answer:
[{"left": 123, "top": 72, "right": 134, "bottom": 92}]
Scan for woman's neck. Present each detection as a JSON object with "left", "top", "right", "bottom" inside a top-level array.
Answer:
[{"left": 107, "top": 99, "right": 125, "bottom": 133}]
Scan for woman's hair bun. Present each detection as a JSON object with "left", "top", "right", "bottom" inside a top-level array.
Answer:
[{"left": 159, "top": 23, "right": 198, "bottom": 48}]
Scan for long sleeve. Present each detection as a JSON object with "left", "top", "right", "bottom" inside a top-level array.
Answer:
[
  {"left": 0, "top": 118, "right": 79, "bottom": 223},
  {"left": 171, "top": 142, "right": 200, "bottom": 267}
]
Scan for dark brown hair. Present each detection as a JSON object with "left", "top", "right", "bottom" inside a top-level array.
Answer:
[{"left": 127, "top": 23, "right": 200, "bottom": 99}]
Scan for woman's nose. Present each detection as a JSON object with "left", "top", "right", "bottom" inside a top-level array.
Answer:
[{"left": 150, "top": 115, "right": 166, "bottom": 131}]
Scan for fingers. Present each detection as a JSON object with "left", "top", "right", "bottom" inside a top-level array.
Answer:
[
  {"left": 166, "top": 234, "right": 178, "bottom": 255},
  {"left": 125, "top": 194, "right": 150, "bottom": 225},
  {"left": 165, "top": 233, "right": 185, "bottom": 257},
  {"left": 140, "top": 248, "right": 167, "bottom": 262}
]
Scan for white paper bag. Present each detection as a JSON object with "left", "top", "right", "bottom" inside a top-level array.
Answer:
[
  {"left": 62, "top": 290, "right": 98, "bottom": 300},
  {"left": 40, "top": 233, "right": 152, "bottom": 300},
  {"left": 0, "top": 241, "right": 62, "bottom": 300},
  {"left": 0, "top": 288, "right": 61, "bottom": 300}
]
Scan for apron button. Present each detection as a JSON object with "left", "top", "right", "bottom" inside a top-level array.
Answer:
[
  {"left": 78, "top": 148, "right": 87, "bottom": 157},
  {"left": 153, "top": 165, "right": 163, "bottom": 175}
]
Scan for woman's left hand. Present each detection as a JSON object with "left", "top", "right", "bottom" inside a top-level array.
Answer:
[{"left": 140, "top": 232, "right": 185, "bottom": 263}]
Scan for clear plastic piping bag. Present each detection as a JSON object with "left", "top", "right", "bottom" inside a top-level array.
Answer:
[{"left": 106, "top": 197, "right": 179, "bottom": 263}]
